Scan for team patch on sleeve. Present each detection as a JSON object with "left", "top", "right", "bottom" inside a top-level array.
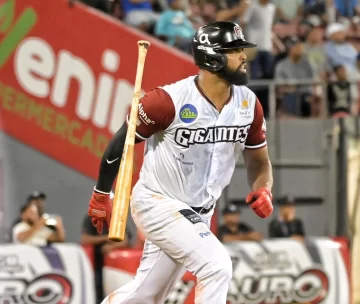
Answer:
[{"left": 179, "top": 209, "right": 202, "bottom": 224}]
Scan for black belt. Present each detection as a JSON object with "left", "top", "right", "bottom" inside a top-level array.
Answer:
[{"left": 191, "top": 204, "right": 214, "bottom": 214}]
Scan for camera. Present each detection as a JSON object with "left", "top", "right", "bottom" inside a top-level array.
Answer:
[{"left": 42, "top": 213, "right": 58, "bottom": 231}]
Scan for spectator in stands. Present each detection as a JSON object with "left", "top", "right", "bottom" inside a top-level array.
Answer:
[
  {"left": 303, "top": 0, "right": 327, "bottom": 20},
  {"left": 111, "top": 0, "right": 124, "bottom": 20},
  {"left": 241, "top": 0, "right": 277, "bottom": 79},
  {"left": 122, "top": 0, "right": 160, "bottom": 32},
  {"left": 324, "top": 22, "right": 358, "bottom": 79},
  {"left": 81, "top": 0, "right": 110, "bottom": 14},
  {"left": 217, "top": 0, "right": 238, "bottom": 11},
  {"left": 275, "top": 36, "right": 314, "bottom": 82},
  {"left": 268, "top": 196, "right": 305, "bottom": 241},
  {"left": 81, "top": 199, "right": 131, "bottom": 303},
  {"left": 272, "top": 0, "right": 304, "bottom": 21},
  {"left": 303, "top": 15, "right": 327, "bottom": 80},
  {"left": 152, "top": 0, "right": 170, "bottom": 13},
  {"left": 275, "top": 35, "right": 316, "bottom": 116},
  {"left": 186, "top": 0, "right": 206, "bottom": 28},
  {"left": 297, "top": 18, "right": 313, "bottom": 42},
  {"left": 8, "top": 191, "right": 47, "bottom": 242},
  {"left": 154, "top": 0, "right": 196, "bottom": 53},
  {"left": 199, "top": 0, "right": 220, "bottom": 23},
  {"left": 215, "top": 0, "right": 249, "bottom": 23},
  {"left": 12, "top": 199, "right": 65, "bottom": 246},
  {"left": 334, "top": 0, "right": 359, "bottom": 18},
  {"left": 218, "top": 204, "right": 263, "bottom": 243},
  {"left": 327, "top": 65, "right": 357, "bottom": 117}
]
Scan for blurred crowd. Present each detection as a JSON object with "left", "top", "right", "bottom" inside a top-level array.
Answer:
[{"left": 81, "top": 0, "right": 360, "bottom": 119}]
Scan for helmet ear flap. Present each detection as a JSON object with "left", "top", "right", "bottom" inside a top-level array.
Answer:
[
  {"left": 203, "top": 53, "right": 227, "bottom": 72},
  {"left": 192, "top": 44, "right": 228, "bottom": 72}
]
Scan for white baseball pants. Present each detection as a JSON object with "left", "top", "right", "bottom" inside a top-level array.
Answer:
[{"left": 101, "top": 183, "right": 232, "bottom": 304}]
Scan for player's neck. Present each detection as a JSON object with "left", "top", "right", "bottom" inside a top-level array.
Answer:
[{"left": 197, "top": 74, "right": 231, "bottom": 111}]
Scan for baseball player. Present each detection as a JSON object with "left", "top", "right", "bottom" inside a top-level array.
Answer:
[{"left": 88, "top": 21, "right": 273, "bottom": 304}]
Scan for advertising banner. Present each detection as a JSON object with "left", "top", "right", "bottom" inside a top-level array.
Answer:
[
  {"left": 103, "top": 238, "right": 351, "bottom": 304},
  {"left": 0, "top": 0, "right": 198, "bottom": 184},
  {"left": 0, "top": 243, "right": 95, "bottom": 304},
  {"left": 0, "top": 160, "right": 3, "bottom": 241}
]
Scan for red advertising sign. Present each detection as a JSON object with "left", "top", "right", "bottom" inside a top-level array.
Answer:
[
  {"left": 0, "top": 160, "right": 3, "bottom": 237},
  {"left": 0, "top": 0, "right": 198, "bottom": 185}
]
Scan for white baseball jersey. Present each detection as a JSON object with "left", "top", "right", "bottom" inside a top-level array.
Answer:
[{"left": 131, "top": 75, "right": 266, "bottom": 209}]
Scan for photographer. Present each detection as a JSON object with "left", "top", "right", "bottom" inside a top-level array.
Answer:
[
  {"left": 7, "top": 191, "right": 47, "bottom": 242},
  {"left": 12, "top": 199, "right": 65, "bottom": 246}
]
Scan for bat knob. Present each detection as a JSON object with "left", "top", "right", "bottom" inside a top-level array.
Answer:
[
  {"left": 138, "top": 40, "right": 151, "bottom": 49},
  {"left": 109, "top": 236, "right": 124, "bottom": 242}
]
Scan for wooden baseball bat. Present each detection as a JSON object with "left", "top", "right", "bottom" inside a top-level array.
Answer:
[{"left": 108, "top": 40, "right": 151, "bottom": 241}]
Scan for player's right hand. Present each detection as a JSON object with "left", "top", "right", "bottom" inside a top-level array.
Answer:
[{"left": 88, "top": 191, "right": 112, "bottom": 234}]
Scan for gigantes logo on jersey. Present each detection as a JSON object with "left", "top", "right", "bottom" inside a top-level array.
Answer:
[{"left": 175, "top": 125, "right": 250, "bottom": 147}]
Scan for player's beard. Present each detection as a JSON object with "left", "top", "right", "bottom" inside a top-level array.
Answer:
[{"left": 216, "top": 64, "right": 249, "bottom": 86}]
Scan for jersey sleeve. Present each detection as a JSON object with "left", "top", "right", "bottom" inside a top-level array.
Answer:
[
  {"left": 126, "top": 88, "right": 175, "bottom": 140},
  {"left": 245, "top": 98, "right": 267, "bottom": 149}
]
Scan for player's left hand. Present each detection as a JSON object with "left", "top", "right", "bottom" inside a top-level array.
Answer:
[{"left": 246, "top": 188, "right": 273, "bottom": 218}]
